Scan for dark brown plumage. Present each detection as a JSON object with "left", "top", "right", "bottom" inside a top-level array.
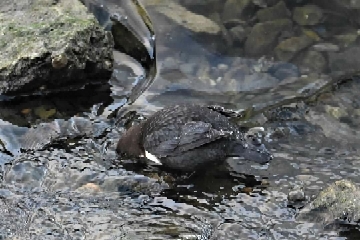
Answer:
[{"left": 117, "top": 104, "right": 272, "bottom": 171}]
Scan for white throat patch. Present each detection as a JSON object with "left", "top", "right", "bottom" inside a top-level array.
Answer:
[{"left": 144, "top": 150, "right": 162, "bottom": 165}]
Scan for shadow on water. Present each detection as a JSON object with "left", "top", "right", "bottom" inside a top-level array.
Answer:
[{"left": 2, "top": 0, "right": 360, "bottom": 239}]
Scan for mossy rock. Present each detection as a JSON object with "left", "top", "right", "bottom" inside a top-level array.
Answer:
[{"left": 0, "top": 0, "right": 114, "bottom": 95}]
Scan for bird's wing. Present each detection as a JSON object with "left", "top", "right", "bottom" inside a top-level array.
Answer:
[{"left": 143, "top": 121, "right": 232, "bottom": 157}]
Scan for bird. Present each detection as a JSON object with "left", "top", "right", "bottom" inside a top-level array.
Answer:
[{"left": 116, "top": 103, "right": 272, "bottom": 171}]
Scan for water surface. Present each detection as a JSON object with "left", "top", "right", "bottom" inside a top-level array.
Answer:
[{"left": 1, "top": 0, "right": 360, "bottom": 239}]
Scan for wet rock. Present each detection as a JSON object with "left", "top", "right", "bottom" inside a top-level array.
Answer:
[
  {"left": 217, "top": 63, "right": 229, "bottom": 72},
  {"left": 256, "top": 1, "right": 290, "bottom": 22},
  {"left": 324, "top": 105, "right": 347, "bottom": 119},
  {"left": 274, "top": 35, "right": 313, "bottom": 62},
  {"left": 161, "top": 57, "right": 179, "bottom": 70},
  {"left": 180, "top": 63, "right": 196, "bottom": 75},
  {"left": 235, "top": 72, "right": 280, "bottom": 91},
  {"left": 76, "top": 182, "right": 101, "bottom": 193},
  {"left": 315, "top": 0, "right": 357, "bottom": 14},
  {"left": 332, "top": 0, "right": 360, "bottom": 9},
  {"left": 245, "top": 19, "right": 292, "bottom": 57},
  {"left": 306, "top": 106, "right": 360, "bottom": 143},
  {"left": 179, "top": 0, "right": 221, "bottom": 12},
  {"left": 354, "top": 109, "right": 360, "bottom": 117},
  {"left": 150, "top": 1, "right": 221, "bottom": 35},
  {"left": 82, "top": 0, "right": 156, "bottom": 72},
  {"left": 328, "top": 47, "right": 360, "bottom": 73},
  {"left": 19, "top": 117, "right": 109, "bottom": 151},
  {"left": 333, "top": 31, "right": 359, "bottom": 48},
  {"left": 295, "top": 50, "right": 327, "bottom": 73},
  {"left": 288, "top": 185, "right": 306, "bottom": 202},
  {"left": 4, "top": 160, "right": 47, "bottom": 191},
  {"left": 267, "top": 62, "right": 300, "bottom": 80},
  {"left": 312, "top": 43, "right": 340, "bottom": 52},
  {"left": 222, "top": 0, "right": 255, "bottom": 22},
  {"left": 251, "top": 0, "right": 281, "bottom": 7},
  {"left": 265, "top": 103, "right": 307, "bottom": 122},
  {"left": 228, "top": 24, "right": 248, "bottom": 44},
  {"left": 302, "top": 28, "right": 321, "bottom": 42},
  {"left": 222, "top": 18, "right": 247, "bottom": 29},
  {"left": 34, "top": 106, "right": 57, "bottom": 120},
  {"left": 264, "top": 0, "right": 281, "bottom": 6},
  {"left": 180, "top": 0, "right": 217, "bottom": 6},
  {"left": 297, "top": 179, "right": 360, "bottom": 225},
  {"left": 293, "top": 5, "right": 324, "bottom": 26},
  {"left": 0, "top": 120, "right": 28, "bottom": 156},
  {"left": 0, "top": 0, "right": 114, "bottom": 95}
]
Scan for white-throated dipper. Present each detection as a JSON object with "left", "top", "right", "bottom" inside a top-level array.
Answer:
[{"left": 116, "top": 104, "right": 272, "bottom": 171}]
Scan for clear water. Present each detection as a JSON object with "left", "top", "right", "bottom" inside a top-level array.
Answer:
[{"left": 1, "top": 0, "right": 360, "bottom": 239}]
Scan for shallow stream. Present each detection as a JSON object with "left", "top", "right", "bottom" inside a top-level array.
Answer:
[{"left": 1, "top": 0, "right": 360, "bottom": 239}]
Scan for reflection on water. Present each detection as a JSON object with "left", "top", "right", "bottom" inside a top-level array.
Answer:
[
  {"left": 1, "top": 0, "right": 360, "bottom": 239},
  {"left": 139, "top": 0, "right": 360, "bottom": 113}
]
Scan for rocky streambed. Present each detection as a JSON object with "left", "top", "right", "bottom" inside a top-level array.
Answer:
[{"left": 1, "top": 0, "right": 360, "bottom": 239}]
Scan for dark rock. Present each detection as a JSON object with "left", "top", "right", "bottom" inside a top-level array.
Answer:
[
  {"left": 274, "top": 35, "right": 313, "bottom": 62},
  {"left": 316, "top": 0, "right": 360, "bottom": 13},
  {"left": 228, "top": 25, "right": 249, "bottom": 44},
  {"left": 180, "top": 0, "right": 224, "bottom": 18},
  {"left": 294, "top": 50, "right": 327, "bottom": 74},
  {"left": 332, "top": 0, "right": 360, "bottom": 9},
  {"left": 264, "top": 0, "right": 281, "bottom": 6},
  {"left": 333, "top": 31, "right": 359, "bottom": 48},
  {"left": 0, "top": 0, "right": 114, "bottom": 95},
  {"left": 256, "top": 1, "right": 290, "bottom": 22},
  {"left": 222, "top": 0, "right": 256, "bottom": 22},
  {"left": 293, "top": 5, "right": 324, "bottom": 26},
  {"left": 267, "top": 62, "right": 300, "bottom": 80},
  {"left": 84, "top": 0, "right": 156, "bottom": 71},
  {"left": 245, "top": 19, "right": 293, "bottom": 57},
  {"left": 328, "top": 47, "right": 360, "bottom": 73}
]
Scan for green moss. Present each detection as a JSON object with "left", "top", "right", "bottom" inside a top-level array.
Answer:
[{"left": 0, "top": 3, "right": 98, "bottom": 70}]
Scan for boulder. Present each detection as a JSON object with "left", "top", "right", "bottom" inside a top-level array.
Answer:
[{"left": 0, "top": 0, "right": 114, "bottom": 95}]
